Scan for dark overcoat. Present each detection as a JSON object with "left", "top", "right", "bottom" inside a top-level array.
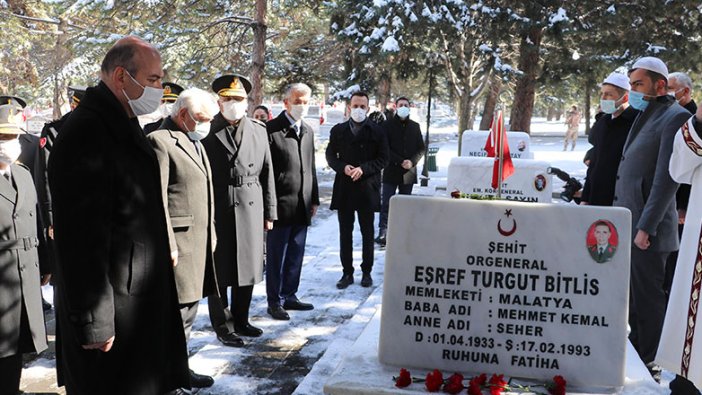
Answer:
[
  {"left": 147, "top": 118, "right": 218, "bottom": 304},
  {"left": 381, "top": 115, "right": 425, "bottom": 185},
  {"left": 613, "top": 96, "right": 691, "bottom": 252},
  {"left": 326, "top": 120, "right": 388, "bottom": 211},
  {"left": 0, "top": 163, "right": 47, "bottom": 358},
  {"left": 48, "top": 82, "right": 189, "bottom": 395},
  {"left": 266, "top": 112, "right": 320, "bottom": 226},
  {"left": 202, "top": 114, "right": 276, "bottom": 287}
]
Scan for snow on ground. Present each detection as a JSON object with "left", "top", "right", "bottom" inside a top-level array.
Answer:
[{"left": 22, "top": 116, "right": 670, "bottom": 395}]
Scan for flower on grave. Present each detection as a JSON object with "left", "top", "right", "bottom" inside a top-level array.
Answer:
[
  {"left": 425, "top": 369, "right": 443, "bottom": 392},
  {"left": 547, "top": 375, "right": 567, "bottom": 395},
  {"left": 442, "top": 373, "right": 465, "bottom": 394},
  {"left": 450, "top": 190, "right": 464, "bottom": 199},
  {"left": 488, "top": 374, "right": 509, "bottom": 395},
  {"left": 394, "top": 368, "right": 412, "bottom": 388},
  {"left": 468, "top": 373, "right": 488, "bottom": 395}
]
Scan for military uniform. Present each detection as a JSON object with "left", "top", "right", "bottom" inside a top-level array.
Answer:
[{"left": 143, "top": 82, "right": 184, "bottom": 134}]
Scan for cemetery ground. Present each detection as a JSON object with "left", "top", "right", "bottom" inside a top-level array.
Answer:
[{"left": 18, "top": 119, "right": 670, "bottom": 394}]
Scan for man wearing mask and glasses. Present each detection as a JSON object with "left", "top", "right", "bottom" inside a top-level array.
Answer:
[
  {"left": 146, "top": 88, "right": 220, "bottom": 391},
  {"left": 580, "top": 72, "right": 637, "bottom": 207},
  {"left": 202, "top": 74, "right": 276, "bottom": 347},
  {"left": 48, "top": 36, "right": 189, "bottom": 394},
  {"left": 613, "top": 56, "right": 691, "bottom": 383}
]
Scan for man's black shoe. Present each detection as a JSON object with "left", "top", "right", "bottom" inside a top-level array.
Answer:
[
  {"left": 267, "top": 305, "right": 290, "bottom": 320},
  {"left": 375, "top": 235, "right": 386, "bottom": 246},
  {"left": 167, "top": 388, "right": 192, "bottom": 395},
  {"left": 216, "top": 332, "right": 244, "bottom": 347},
  {"left": 283, "top": 298, "right": 314, "bottom": 311},
  {"left": 361, "top": 273, "right": 373, "bottom": 288},
  {"left": 235, "top": 323, "right": 263, "bottom": 337},
  {"left": 336, "top": 274, "right": 354, "bottom": 289},
  {"left": 42, "top": 297, "right": 52, "bottom": 311},
  {"left": 190, "top": 369, "right": 214, "bottom": 388}
]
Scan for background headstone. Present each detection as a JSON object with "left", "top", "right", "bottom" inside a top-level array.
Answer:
[
  {"left": 379, "top": 196, "right": 631, "bottom": 389},
  {"left": 461, "top": 130, "right": 533, "bottom": 159},
  {"left": 25, "top": 116, "right": 48, "bottom": 136},
  {"left": 447, "top": 157, "right": 552, "bottom": 203}
]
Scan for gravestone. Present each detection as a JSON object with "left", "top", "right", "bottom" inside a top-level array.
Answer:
[
  {"left": 447, "top": 157, "right": 552, "bottom": 203},
  {"left": 378, "top": 196, "right": 631, "bottom": 389},
  {"left": 462, "top": 130, "right": 533, "bottom": 159},
  {"left": 26, "top": 116, "right": 48, "bottom": 136}
]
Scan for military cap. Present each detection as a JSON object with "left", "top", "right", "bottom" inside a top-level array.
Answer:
[
  {"left": 0, "top": 104, "right": 24, "bottom": 134},
  {"left": 211, "top": 74, "right": 251, "bottom": 97},
  {"left": 67, "top": 86, "right": 87, "bottom": 106},
  {"left": 162, "top": 82, "right": 184, "bottom": 103},
  {"left": 0, "top": 96, "right": 27, "bottom": 109}
]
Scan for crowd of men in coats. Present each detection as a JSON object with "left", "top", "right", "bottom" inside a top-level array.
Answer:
[
  {"left": 0, "top": 35, "right": 426, "bottom": 394},
  {"left": 579, "top": 57, "right": 700, "bottom": 395}
]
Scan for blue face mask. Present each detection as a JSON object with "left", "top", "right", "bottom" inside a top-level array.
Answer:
[{"left": 628, "top": 90, "right": 649, "bottom": 111}]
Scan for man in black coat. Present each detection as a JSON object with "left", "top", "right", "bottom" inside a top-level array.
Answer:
[
  {"left": 265, "top": 83, "right": 320, "bottom": 321},
  {"left": 326, "top": 91, "right": 388, "bottom": 289},
  {"left": 580, "top": 72, "right": 638, "bottom": 207},
  {"left": 48, "top": 36, "right": 189, "bottom": 395},
  {"left": 376, "top": 96, "right": 425, "bottom": 246}
]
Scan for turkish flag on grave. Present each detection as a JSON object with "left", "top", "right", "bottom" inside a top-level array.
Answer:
[{"left": 483, "top": 110, "right": 514, "bottom": 189}]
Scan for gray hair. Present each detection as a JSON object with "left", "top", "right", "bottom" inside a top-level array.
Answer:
[
  {"left": 669, "top": 72, "right": 693, "bottom": 89},
  {"left": 284, "top": 83, "right": 312, "bottom": 100},
  {"left": 171, "top": 88, "right": 219, "bottom": 119}
]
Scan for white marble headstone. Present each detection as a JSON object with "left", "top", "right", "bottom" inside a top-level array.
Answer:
[
  {"left": 25, "top": 116, "right": 48, "bottom": 136},
  {"left": 379, "top": 196, "right": 631, "bottom": 388},
  {"left": 461, "top": 130, "right": 533, "bottom": 159},
  {"left": 447, "top": 157, "right": 552, "bottom": 203}
]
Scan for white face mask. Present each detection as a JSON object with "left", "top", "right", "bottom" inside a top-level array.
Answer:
[
  {"left": 160, "top": 103, "right": 174, "bottom": 118},
  {"left": 397, "top": 106, "right": 410, "bottom": 119},
  {"left": 122, "top": 70, "right": 163, "bottom": 116},
  {"left": 221, "top": 100, "right": 248, "bottom": 122},
  {"left": 288, "top": 104, "right": 309, "bottom": 121},
  {"left": 350, "top": 107, "right": 367, "bottom": 123},
  {"left": 185, "top": 111, "right": 211, "bottom": 141},
  {"left": 0, "top": 138, "right": 21, "bottom": 165}
]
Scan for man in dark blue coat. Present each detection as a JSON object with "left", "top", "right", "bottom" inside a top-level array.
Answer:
[{"left": 326, "top": 91, "right": 388, "bottom": 289}]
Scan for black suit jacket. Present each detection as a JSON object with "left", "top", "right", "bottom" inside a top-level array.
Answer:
[
  {"left": 381, "top": 115, "right": 425, "bottom": 185},
  {"left": 267, "top": 112, "right": 320, "bottom": 226},
  {"left": 326, "top": 120, "right": 388, "bottom": 211},
  {"left": 48, "top": 82, "right": 188, "bottom": 394}
]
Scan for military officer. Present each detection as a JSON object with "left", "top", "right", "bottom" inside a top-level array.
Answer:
[
  {"left": 0, "top": 102, "right": 49, "bottom": 394},
  {"left": 202, "top": 74, "right": 276, "bottom": 347},
  {"left": 143, "top": 82, "right": 184, "bottom": 134},
  {"left": 0, "top": 96, "right": 36, "bottom": 173}
]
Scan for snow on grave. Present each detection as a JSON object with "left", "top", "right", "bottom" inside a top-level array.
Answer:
[
  {"left": 447, "top": 157, "right": 552, "bottom": 203},
  {"left": 378, "top": 196, "right": 632, "bottom": 389}
]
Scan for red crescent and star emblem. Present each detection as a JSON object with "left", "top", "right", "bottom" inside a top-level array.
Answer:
[
  {"left": 497, "top": 209, "right": 517, "bottom": 236},
  {"left": 39, "top": 137, "right": 46, "bottom": 148}
]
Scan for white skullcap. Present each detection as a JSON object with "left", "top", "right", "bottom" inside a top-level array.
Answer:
[
  {"left": 602, "top": 72, "right": 631, "bottom": 91},
  {"left": 629, "top": 57, "right": 669, "bottom": 80}
]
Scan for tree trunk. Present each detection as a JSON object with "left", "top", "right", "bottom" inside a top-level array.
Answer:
[
  {"left": 584, "top": 78, "right": 594, "bottom": 135},
  {"left": 509, "top": 25, "right": 543, "bottom": 134},
  {"left": 249, "top": 0, "right": 267, "bottom": 110},
  {"left": 457, "top": 90, "right": 473, "bottom": 134},
  {"left": 546, "top": 106, "right": 555, "bottom": 121},
  {"left": 376, "top": 72, "right": 391, "bottom": 112},
  {"left": 479, "top": 74, "right": 502, "bottom": 130}
]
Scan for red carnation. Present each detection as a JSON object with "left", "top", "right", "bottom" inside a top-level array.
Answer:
[
  {"left": 470, "top": 373, "right": 488, "bottom": 386},
  {"left": 488, "top": 374, "right": 508, "bottom": 395},
  {"left": 395, "top": 368, "right": 412, "bottom": 388},
  {"left": 443, "top": 373, "right": 465, "bottom": 394},
  {"left": 468, "top": 381, "right": 483, "bottom": 395},
  {"left": 548, "top": 375, "right": 567, "bottom": 395},
  {"left": 450, "top": 190, "right": 462, "bottom": 199},
  {"left": 425, "top": 369, "right": 444, "bottom": 392}
]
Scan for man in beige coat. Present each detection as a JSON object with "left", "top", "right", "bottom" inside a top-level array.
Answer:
[{"left": 147, "top": 88, "right": 219, "bottom": 390}]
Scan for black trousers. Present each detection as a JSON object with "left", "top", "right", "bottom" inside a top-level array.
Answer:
[
  {"left": 337, "top": 208, "right": 374, "bottom": 275},
  {"left": 0, "top": 353, "right": 22, "bottom": 395},
  {"left": 208, "top": 285, "right": 253, "bottom": 336},
  {"left": 628, "top": 248, "right": 669, "bottom": 363}
]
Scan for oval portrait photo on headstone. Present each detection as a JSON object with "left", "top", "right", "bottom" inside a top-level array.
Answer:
[
  {"left": 586, "top": 219, "right": 619, "bottom": 264},
  {"left": 533, "top": 174, "right": 547, "bottom": 191}
]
